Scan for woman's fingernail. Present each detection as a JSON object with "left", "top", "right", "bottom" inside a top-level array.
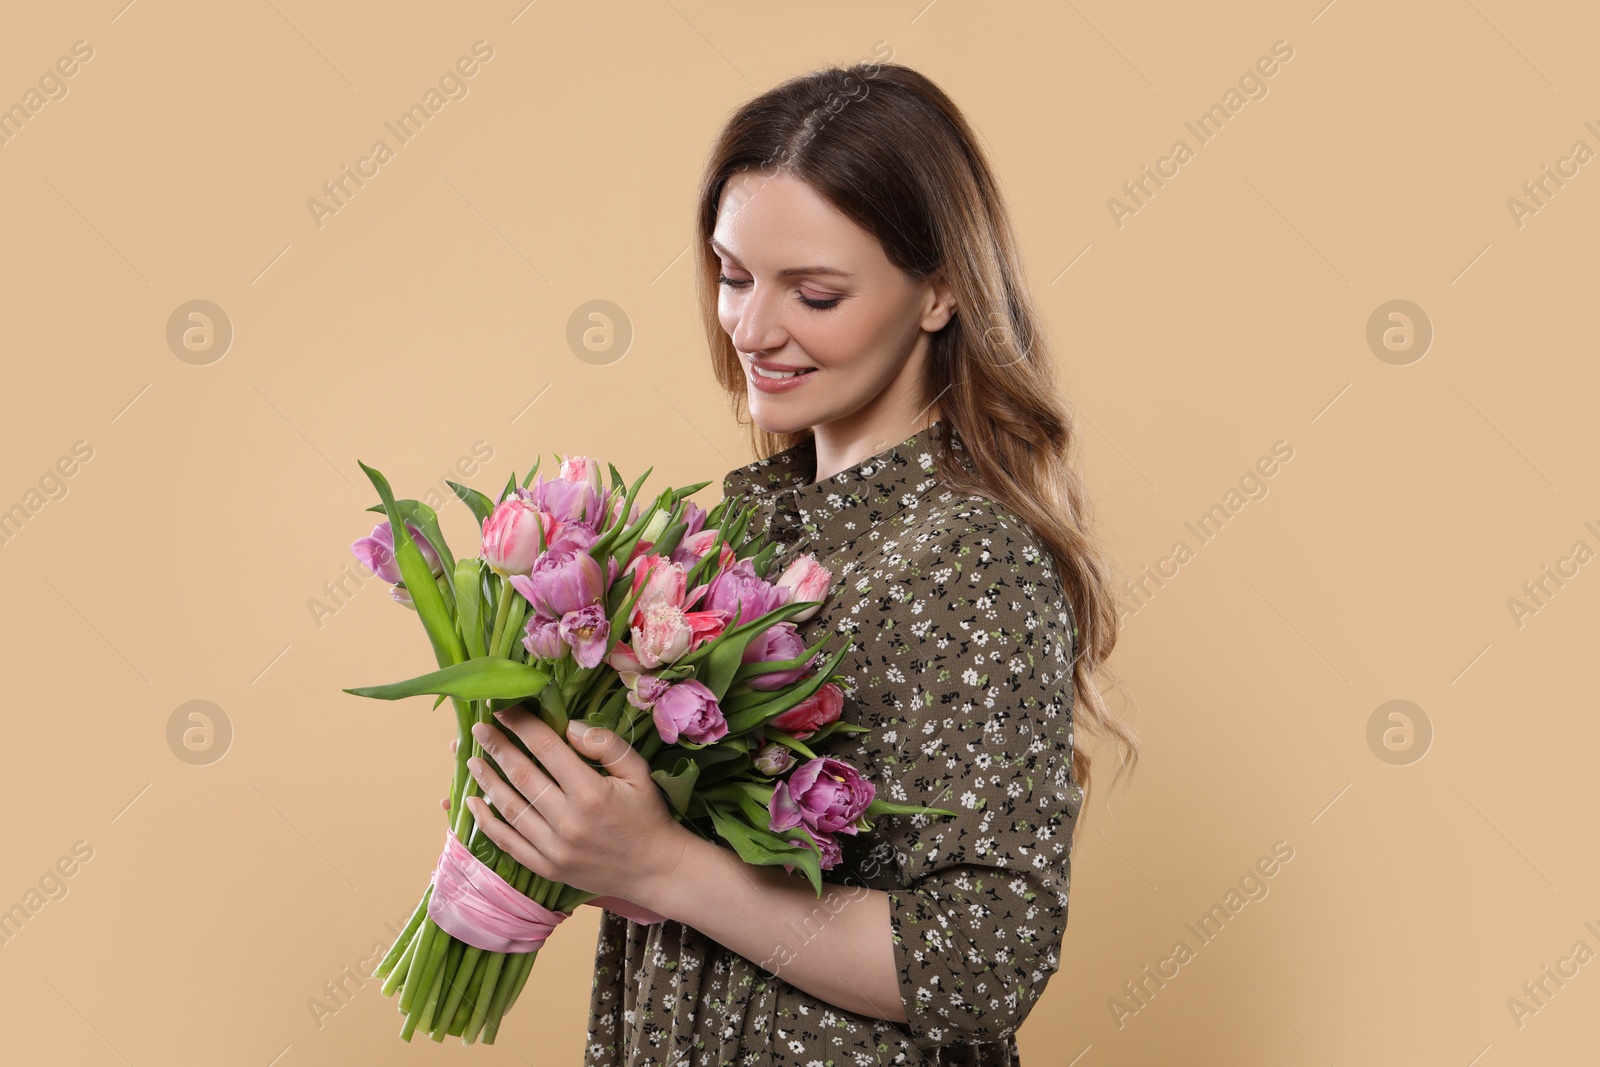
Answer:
[{"left": 471, "top": 723, "right": 488, "bottom": 740}]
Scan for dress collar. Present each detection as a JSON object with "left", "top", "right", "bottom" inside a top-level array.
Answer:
[{"left": 720, "top": 420, "right": 958, "bottom": 558}]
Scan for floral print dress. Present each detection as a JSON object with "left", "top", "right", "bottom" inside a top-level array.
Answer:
[{"left": 585, "top": 420, "right": 1083, "bottom": 1066}]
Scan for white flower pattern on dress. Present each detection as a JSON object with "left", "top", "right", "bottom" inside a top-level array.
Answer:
[{"left": 585, "top": 420, "right": 1082, "bottom": 1066}]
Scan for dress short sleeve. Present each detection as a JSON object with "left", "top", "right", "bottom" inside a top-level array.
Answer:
[{"left": 853, "top": 503, "right": 1082, "bottom": 1049}]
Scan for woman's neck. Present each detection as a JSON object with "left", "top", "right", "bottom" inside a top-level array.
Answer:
[{"left": 809, "top": 409, "right": 942, "bottom": 485}]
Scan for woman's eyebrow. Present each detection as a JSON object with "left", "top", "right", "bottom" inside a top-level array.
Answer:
[{"left": 710, "top": 238, "right": 854, "bottom": 279}]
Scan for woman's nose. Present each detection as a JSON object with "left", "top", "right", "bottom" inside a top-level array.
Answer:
[{"left": 730, "top": 283, "right": 788, "bottom": 355}]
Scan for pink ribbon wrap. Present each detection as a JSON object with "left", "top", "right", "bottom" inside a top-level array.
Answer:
[{"left": 427, "top": 829, "right": 666, "bottom": 953}]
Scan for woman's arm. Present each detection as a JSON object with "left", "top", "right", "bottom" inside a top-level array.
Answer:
[{"left": 638, "top": 827, "right": 909, "bottom": 1024}]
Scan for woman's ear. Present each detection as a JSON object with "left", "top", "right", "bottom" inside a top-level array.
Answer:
[{"left": 921, "top": 272, "right": 957, "bottom": 332}]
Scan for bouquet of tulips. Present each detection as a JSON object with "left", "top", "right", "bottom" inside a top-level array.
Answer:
[{"left": 344, "top": 452, "right": 952, "bottom": 1045}]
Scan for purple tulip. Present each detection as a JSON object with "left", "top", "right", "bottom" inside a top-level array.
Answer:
[
  {"left": 650, "top": 680, "right": 728, "bottom": 746},
  {"left": 769, "top": 757, "right": 875, "bottom": 838},
  {"left": 789, "top": 829, "right": 844, "bottom": 870},
  {"left": 516, "top": 471, "right": 606, "bottom": 531},
  {"left": 351, "top": 521, "right": 443, "bottom": 584},
  {"left": 509, "top": 540, "right": 603, "bottom": 618},
  {"left": 742, "top": 622, "right": 813, "bottom": 691},
  {"left": 559, "top": 604, "right": 611, "bottom": 669},
  {"left": 681, "top": 500, "right": 708, "bottom": 539},
  {"left": 521, "top": 612, "right": 566, "bottom": 661},
  {"left": 702, "top": 559, "right": 787, "bottom": 628}
]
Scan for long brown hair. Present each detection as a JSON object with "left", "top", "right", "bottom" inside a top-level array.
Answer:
[{"left": 694, "top": 59, "right": 1139, "bottom": 808}]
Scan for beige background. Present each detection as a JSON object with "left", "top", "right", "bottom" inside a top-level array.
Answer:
[{"left": 1, "top": 0, "right": 1594, "bottom": 1063}]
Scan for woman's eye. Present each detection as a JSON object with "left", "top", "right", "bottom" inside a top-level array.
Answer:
[{"left": 716, "top": 273, "right": 841, "bottom": 311}]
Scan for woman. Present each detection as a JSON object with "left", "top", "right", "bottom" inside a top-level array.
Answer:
[{"left": 463, "top": 61, "right": 1139, "bottom": 1064}]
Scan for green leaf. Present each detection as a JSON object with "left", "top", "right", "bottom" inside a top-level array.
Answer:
[
  {"left": 722, "top": 638, "right": 856, "bottom": 734},
  {"left": 650, "top": 520, "right": 688, "bottom": 561},
  {"left": 357, "top": 461, "right": 466, "bottom": 668},
  {"left": 706, "top": 805, "right": 822, "bottom": 895},
  {"left": 675, "top": 598, "right": 827, "bottom": 672},
  {"left": 670, "top": 480, "right": 712, "bottom": 502},
  {"left": 865, "top": 796, "right": 959, "bottom": 819},
  {"left": 761, "top": 731, "right": 817, "bottom": 760},
  {"left": 648, "top": 757, "right": 700, "bottom": 817},
  {"left": 362, "top": 497, "right": 457, "bottom": 604},
  {"left": 344, "top": 657, "right": 551, "bottom": 702},
  {"left": 730, "top": 629, "right": 831, "bottom": 688},
  {"left": 521, "top": 456, "right": 543, "bottom": 489},
  {"left": 454, "top": 558, "right": 487, "bottom": 660},
  {"left": 698, "top": 622, "right": 758, "bottom": 701},
  {"left": 447, "top": 480, "right": 494, "bottom": 526},
  {"left": 589, "top": 466, "right": 653, "bottom": 560}
]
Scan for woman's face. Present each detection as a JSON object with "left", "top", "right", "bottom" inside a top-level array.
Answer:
[{"left": 711, "top": 170, "right": 953, "bottom": 438}]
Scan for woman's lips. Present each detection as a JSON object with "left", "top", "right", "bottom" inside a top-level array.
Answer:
[{"left": 747, "top": 364, "right": 818, "bottom": 393}]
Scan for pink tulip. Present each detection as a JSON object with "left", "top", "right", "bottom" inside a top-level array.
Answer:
[
  {"left": 742, "top": 622, "right": 813, "bottom": 691},
  {"left": 682, "top": 608, "right": 731, "bottom": 652},
  {"left": 558, "top": 454, "right": 603, "bottom": 493},
  {"left": 482, "top": 499, "right": 546, "bottom": 577},
  {"left": 703, "top": 559, "right": 787, "bottom": 628},
  {"left": 627, "top": 555, "right": 687, "bottom": 614},
  {"left": 607, "top": 642, "right": 644, "bottom": 674},
  {"left": 775, "top": 554, "right": 833, "bottom": 622},
  {"left": 351, "top": 521, "right": 443, "bottom": 584},
  {"left": 768, "top": 683, "right": 844, "bottom": 740},
  {"left": 651, "top": 680, "right": 728, "bottom": 745},
  {"left": 669, "top": 529, "right": 725, "bottom": 570},
  {"left": 623, "top": 671, "right": 672, "bottom": 711},
  {"left": 559, "top": 604, "right": 611, "bottom": 669},
  {"left": 632, "top": 599, "right": 693, "bottom": 668}
]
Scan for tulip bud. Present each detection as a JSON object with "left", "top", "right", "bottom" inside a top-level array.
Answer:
[{"left": 753, "top": 741, "right": 796, "bottom": 776}]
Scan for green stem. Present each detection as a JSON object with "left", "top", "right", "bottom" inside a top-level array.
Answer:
[
  {"left": 638, "top": 732, "right": 664, "bottom": 762},
  {"left": 465, "top": 865, "right": 539, "bottom": 1044},
  {"left": 403, "top": 918, "right": 450, "bottom": 1018},
  {"left": 486, "top": 582, "right": 515, "bottom": 660},
  {"left": 428, "top": 937, "right": 466, "bottom": 1036},
  {"left": 380, "top": 926, "right": 419, "bottom": 996},
  {"left": 462, "top": 948, "right": 509, "bottom": 1043},
  {"left": 401, "top": 938, "right": 448, "bottom": 1042},
  {"left": 373, "top": 887, "right": 430, "bottom": 980},
  {"left": 450, "top": 948, "right": 494, "bottom": 1036},
  {"left": 396, "top": 916, "right": 437, "bottom": 1014},
  {"left": 482, "top": 949, "right": 536, "bottom": 1044}
]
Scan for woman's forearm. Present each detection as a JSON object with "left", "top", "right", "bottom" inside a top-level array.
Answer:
[{"left": 638, "top": 828, "right": 909, "bottom": 1024}]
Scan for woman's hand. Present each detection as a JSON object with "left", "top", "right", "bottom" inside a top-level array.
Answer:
[{"left": 458, "top": 703, "right": 694, "bottom": 904}]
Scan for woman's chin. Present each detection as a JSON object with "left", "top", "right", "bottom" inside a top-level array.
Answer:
[{"left": 748, "top": 407, "right": 813, "bottom": 437}]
